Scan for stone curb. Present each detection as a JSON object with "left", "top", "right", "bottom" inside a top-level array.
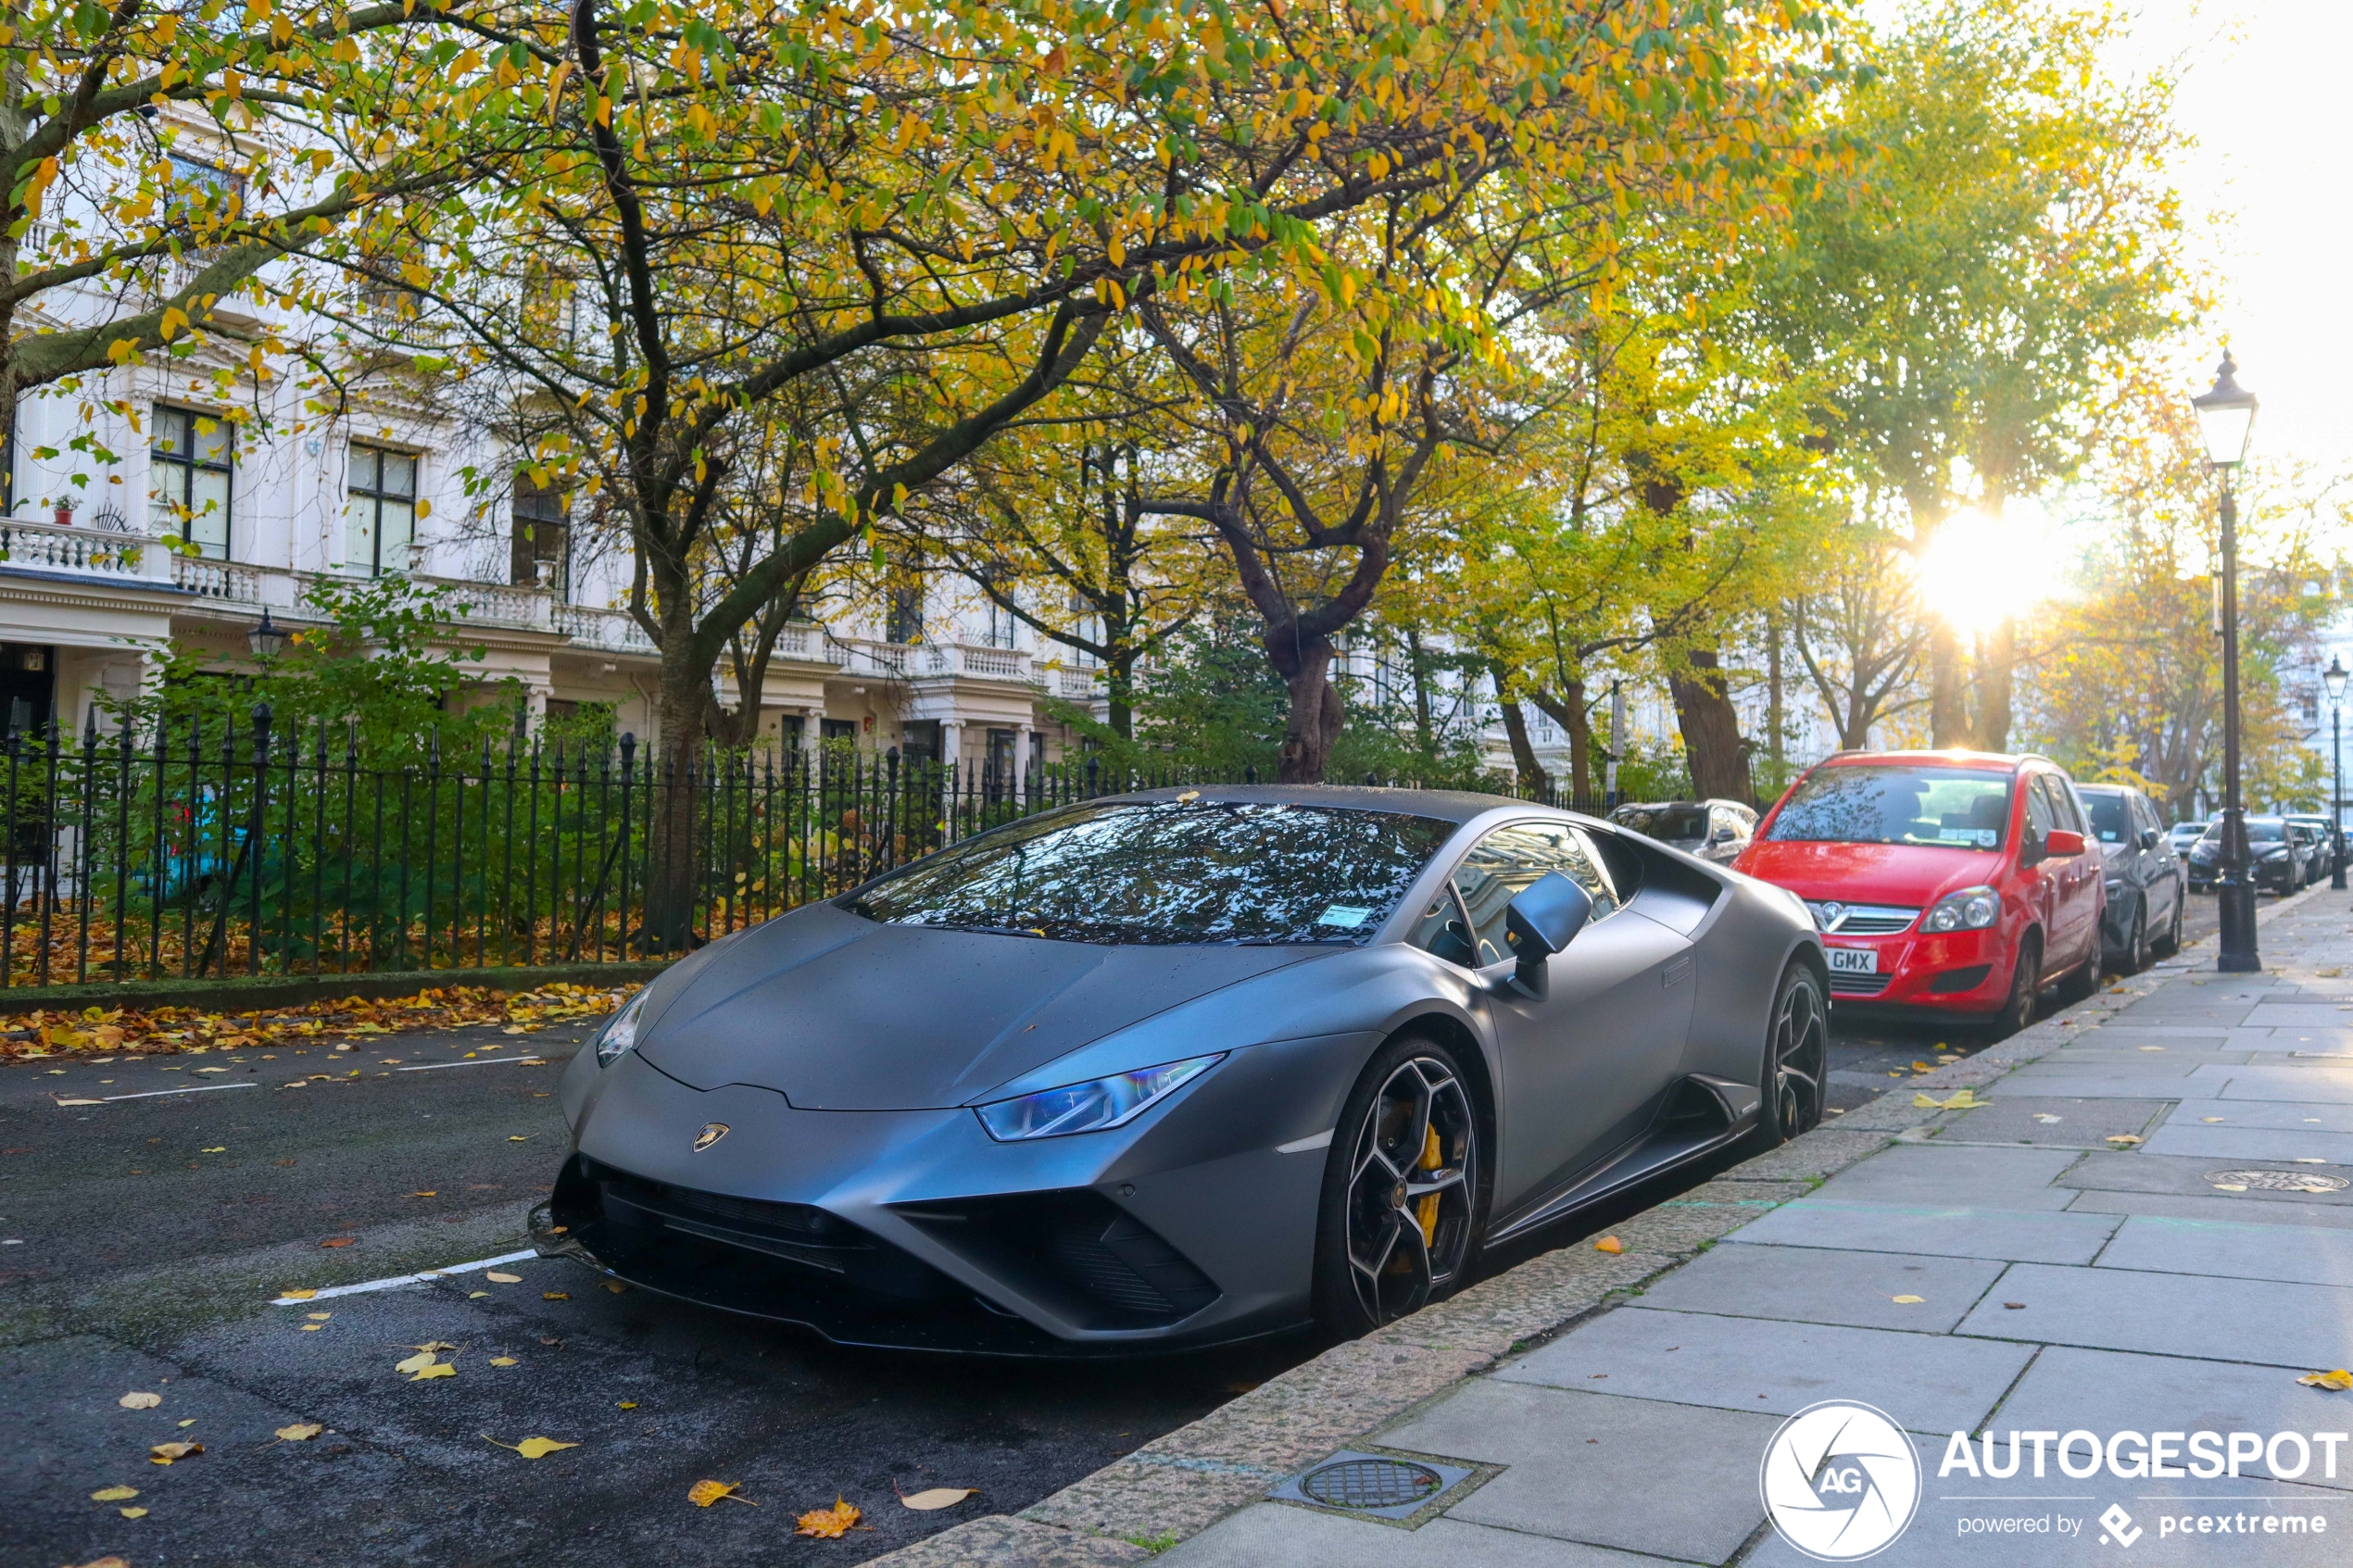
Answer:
[{"left": 868, "top": 891, "right": 2310, "bottom": 1564}]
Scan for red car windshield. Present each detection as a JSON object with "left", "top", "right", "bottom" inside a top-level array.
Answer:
[{"left": 1766, "top": 766, "right": 2012, "bottom": 851}]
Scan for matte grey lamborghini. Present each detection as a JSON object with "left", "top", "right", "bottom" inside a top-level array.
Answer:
[{"left": 533, "top": 786, "right": 1828, "bottom": 1354}]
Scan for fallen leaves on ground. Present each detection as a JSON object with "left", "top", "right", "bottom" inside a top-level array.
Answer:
[
  {"left": 306, "top": 1312, "right": 332, "bottom": 1322},
  {"left": 395, "top": 1348, "right": 458, "bottom": 1380},
  {"left": 483, "top": 1434, "right": 578, "bottom": 1460},
  {"left": 409, "top": 1190, "right": 437, "bottom": 1198},
  {"left": 2106, "top": 1135, "right": 2145, "bottom": 1146},
  {"left": 280, "top": 1287, "right": 317, "bottom": 1300},
  {"left": 689, "top": 1479, "right": 758, "bottom": 1508},
  {"left": 899, "top": 1487, "right": 976, "bottom": 1511},
  {"left": 1891, "top": 1295, "right": 1926, "bottom": 1305},
  {"left": 68, "top": 1557, "right": 129, "bottom": 1568},
  {"left": 489, "top": 1357, "right": 518, "bottom": 1367},
  {"left": 148, "top": 1441, "right": 201, "bottom": 1464},
  {"left": 2032, "top": 1113, "right": 2063, "bottom": 1124},
  {"left": 275, "top": 1423, "right": 325, "bottom": 1441},
  {"left": 118, "top": 1391, "right": 161, "bottom": 1410},
  {"left": 119, "top": 1506, "right": 147, "bottom": 1519},
  {"left": 543, "top": 1292, "right": 569, "bottom": 1301},
  {"left": 484, "top": 1271, "right": 522, "bottom": 1284},
  {"left": 1913, "top": 1090, "right": 1985, "bottom": 1110},
  {"left": 0, "top": 984, "right": 639, "bottom": 1060},
  {"left": 90, "top": 1486, "right": 138, "bottom": 1502},
  {"left": 319, "top": 1236, "right": 356, "bottom": 1248},
  {"left": 2300, "top": 1369, "right": 2353, "bottom": 1390},
  {"left": 1592, "top": 1236, "right": 1623, "bottom": 1254},
  {"left": 617, "top": 1401, "right": 638, "bottom": 1410},
  {"left": 795, "top": 1497, "right": 864, "bottom": 1537}
]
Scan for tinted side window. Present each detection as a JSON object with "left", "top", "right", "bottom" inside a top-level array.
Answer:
[
  {"left": 2025, "top": 778, "right": 2056, "bottom": 835},
  {"left": 1451, "top": 822, "right": 1619, "bottom": 967},
  {"left": 2043, "top": 776, "right": 2087, "bottom": 834},
  {"left": 1406, "top": 886, "right": 1478, "bottom": 969}
]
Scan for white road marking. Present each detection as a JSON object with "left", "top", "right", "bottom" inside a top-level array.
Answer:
[
  {"left": 1276, "top": 1127, "right": 1336, "bottom": 1155},
  {"left": 271, "top": 1249, "right": 539, "bottom": 1305},
  {"left": 75, "top": 1082, "right": 262, "bottom": 1103},
  {"left": 395, "top": 1057, "right": 546, "bottom": 1073}
]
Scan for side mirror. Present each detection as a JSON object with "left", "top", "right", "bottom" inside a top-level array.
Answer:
[
  {"left": 1710, "top": 825, "right": 1736, "bottom": 845},
  {"left": 2139, "top": 828, "right": 2160, "bottom": 850},
  {"left": 1504, "top": 872, "right": 1593, "bottom": 994},
  {"left": 2020, "top": 829, "right": 2047, "bottom": 867},
  {"left": 2045, "top": 828, "right": 2087, "bottom": 858}
]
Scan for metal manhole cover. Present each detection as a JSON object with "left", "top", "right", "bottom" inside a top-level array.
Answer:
[
  {"left": 2208, "top": 1169, "right": 2350, "bottom": 1193},
  {"left": 1300, "top": 1457, "right": 1443, "bottom": 1511}
]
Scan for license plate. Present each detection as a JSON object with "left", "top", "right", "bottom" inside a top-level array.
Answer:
[{"left": 1826, "top": 946, "right": 1879, "bottom": 975}]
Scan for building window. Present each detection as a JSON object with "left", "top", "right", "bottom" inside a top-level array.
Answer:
[
  {"left": 511, "top": 472, "right": 569, "bottom": 592},
  {"left": 343, "top": 444, "right": 417, "bottom": 576},
  {"left": 150, "top": 407, "right": 233, "bottom": 559},
  {"left": 886, "top": 577, "right": 924, "bottom": 645}
]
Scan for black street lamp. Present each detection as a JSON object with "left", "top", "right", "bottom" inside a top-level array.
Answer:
[
  {"left": 2194, "top": 351, "right": 2259, "bottom": 971},
  {"left": 245, "top": 607, "right": 291, "bottom": 664},
  {"left": 2329, "top": 654, "right": 2348, "bottom": 890}
]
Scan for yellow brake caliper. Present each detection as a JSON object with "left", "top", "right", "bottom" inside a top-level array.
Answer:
[{"left": 1416, "top": 1124, "right": 1443, "bottom": 1246}]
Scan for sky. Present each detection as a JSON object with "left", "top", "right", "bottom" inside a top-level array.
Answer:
[{"left": 2128, "top": 0, "right": 2353, "bottom": 475}]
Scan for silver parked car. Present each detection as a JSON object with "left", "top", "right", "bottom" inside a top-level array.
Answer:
[{"left": 1608, "top": 797, "right": 1758, "bottom": 863}]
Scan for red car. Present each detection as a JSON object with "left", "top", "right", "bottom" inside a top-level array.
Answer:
[{"left": 1731, "top": 751, "right": 2106, "bottom": 1035}]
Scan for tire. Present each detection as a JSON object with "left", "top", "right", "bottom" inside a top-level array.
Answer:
[
  {"left": 1313, "top": 1035, "right": 1486, "bottom": 1337},
  {"left": 1757, "top": 962, "right": 1828, "bottom": 1147},
  {"left": 1985, "top": 935, "right": 2042, "bottom": 1039},
  {"left": 2055, "top": 949, "right": 2099, "bottom": 1004},
  {"left": 2151, "top": 880, "right": 2184, "bottom": 958},
  {"left": 2112, "top": 898, "right": 2152, "bottom": 976}
]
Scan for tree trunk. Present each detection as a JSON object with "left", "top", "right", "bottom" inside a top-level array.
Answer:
[
  {"left": 1667, "top": 647, "right": 1754, "bottom": 804},
  {"left": 1765, "top": 614, "right": 1785, "bottom": 791},
  {"left": 1494, "top": 676, "right": 1545, "bottom": 795},
  {"left": 641, "top": 664, "right": 708, "bottom": 953},
  {"left": 1930, "top": 621, "right": 1969, "bottom": 747},
  {"left": 1974, "top": 617, "right": 2017, "bottom": 752},
  {"left": 1270, "top": 632, "right": 1343, "bottom": 783},
  {"left": 1528, "top": 682, "right": 1590, "bottom": 807}
]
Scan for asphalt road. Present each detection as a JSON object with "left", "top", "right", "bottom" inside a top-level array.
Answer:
[{"left": 0, "top": 888, "right": 2253, "bottom": 1568}]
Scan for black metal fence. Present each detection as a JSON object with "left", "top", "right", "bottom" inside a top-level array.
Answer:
[{"left": 0, "top": 705, "right": 1592, "bottom": 992}]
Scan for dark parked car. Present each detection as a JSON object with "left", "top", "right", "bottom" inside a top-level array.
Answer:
[
  {"left": 1608, "top": 798, "right": 1758, "bottom": 864},
  {"left": 2074, "top": 784, "right": 2186, "bottom": 972},
  {"left": 2285, "top": 814, "right": 2342, "bottom": 886},
  {"left": 2185, "top": 817, "right": 2306, "bottom": 894},
  {"left": 536, "top": 786, "right": 1827, "bottom": 1353}
]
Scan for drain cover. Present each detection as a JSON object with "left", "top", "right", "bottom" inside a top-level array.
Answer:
[
  {"left": 1301, "top": 1458, "right": 1442, "bottom": 1511},
  {"left": 1270, "top": 1449, "right": 1478, "bottom": 1523},
  {"left": 2208, "top": 1169, "right": 2350, "bottom": 1192}
]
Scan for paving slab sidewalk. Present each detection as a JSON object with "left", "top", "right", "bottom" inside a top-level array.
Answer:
[{"left": 875, "top": 887, "right": 2353, "bottom": 1566}]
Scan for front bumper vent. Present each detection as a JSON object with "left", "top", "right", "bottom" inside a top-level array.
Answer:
[
  {"left": 900, "top": 1190, "right": 1221, "bottom": 1330},
  {"left": 1828, "top": 972, "right": 1892, "bottom": 997}
]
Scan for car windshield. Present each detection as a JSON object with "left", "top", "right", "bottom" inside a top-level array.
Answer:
[
  {"left": 842, "top": 799, "right": 1457, "bottom": 946},
  {"left": 1612, "top": 804, "right": 1707, "bottom": 841},
  {"left": 2205, "top": 820, "right": 2285, "bottom": 842},
  {"left": 2081, "top": 792, "right": 2130, "bottom": 844},
  {"left": 1765, "top": 766, "right": 2011, "bottom": 850}
]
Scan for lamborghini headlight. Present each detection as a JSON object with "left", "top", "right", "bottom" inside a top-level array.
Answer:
[
  {"left": 594, "top": 988, "right": 651, "bottom": 1068},
  {"left": 975, "top": 1054, "right": 1225, "bottom": 1142},
  {"left": 1921, "top": 885, "right": 2000, "bottom": 934}
]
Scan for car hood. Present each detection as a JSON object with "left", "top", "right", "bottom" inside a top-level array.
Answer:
[
  {"left": 630, "top": 902, "right": 1330, "bottom": 1110},
  {"left": 1732, "top": 839, "right": 2002, "bottom": 908}
]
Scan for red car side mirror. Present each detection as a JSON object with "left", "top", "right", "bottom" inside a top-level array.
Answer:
[{"left": 2045, "top": 828, "right": 2087, "bottom": 857}]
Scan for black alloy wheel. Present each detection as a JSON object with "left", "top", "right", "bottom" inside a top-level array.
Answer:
[
  {"left": 1759, "top": 963, "right": 1827, "bottom": 1145},
  {"left": 2120, "top": 899, "right": 2152, "bottom": 976},
  {"left": 1315, "top": 1039, "right": 1480, "bottom": 1334}
]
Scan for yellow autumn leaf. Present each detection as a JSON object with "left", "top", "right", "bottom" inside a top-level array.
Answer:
[
  {"left": 148, "top": 1441, "right": 202, "bottom": 1464},
  {"left": 1593, "top": 1236, "right": 1623, "bottom": 1254},
  {"left": 2299, "top": 1369, "right": 2353, "bottom": 1390},
  {"left": 689, "top": 1478, "right": 758, "bottom": 1507},
  {"left": 483, "top": 1434, "right": 579, "bottom": 1459},
  {"left": 119, "top": 1391, "right": 162, "bottom": 1410},
  {"left": 306, "top": 1312, "right": 332, "bottom": 1322},
  {"left": 275, "top": 1423, "right": 324, "bottom": 1441},
  {"left": 90, "top": 1486, "right": 139, "bottom": 1502},
  {"left": 1891, "top": 1295, "right": 1925, "bottom": 1304},
  {"left": 280, "top": 1288, "right": 317, "bottom": 1300},
  {"left": 485, "top": 1271, "right": 522, "bottom": 1284},
  {"left": 2106, "top": 1135, "right": 2145, "bottom": 1146},
  {"left": 120, "top": 1506, "right": 148, "bottom": 1518},
  {"left": 618, "top": 1401, "right": 637, "bottom": 1410},
  {"left": 544, "top": 1292, "right": 570, "bottom": 1300},
  {"left": 900, "top": 1486, "right": 976, "bottom": 1511},
  {"left": 409, "top": 1362, "right": 456, "bottom": 1382},
  {"left": 393, "top": 1350, "right": 440, "bottom": 1374},
  {"left": 489, "top": 1357, "right": 518, "bottom": 1367},
  {"left": 796, "top": 1496, "right": 863, "bottom": 1537}
]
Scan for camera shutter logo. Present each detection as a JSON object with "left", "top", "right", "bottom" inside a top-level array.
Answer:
[{"left": 1759, "top": 1401, "right": 1921, "bottom": 1561}]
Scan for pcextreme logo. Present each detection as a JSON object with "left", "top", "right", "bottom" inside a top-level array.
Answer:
[{"left": 1760, "top": 1401, "right": 1922, "bottom": 1562}]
